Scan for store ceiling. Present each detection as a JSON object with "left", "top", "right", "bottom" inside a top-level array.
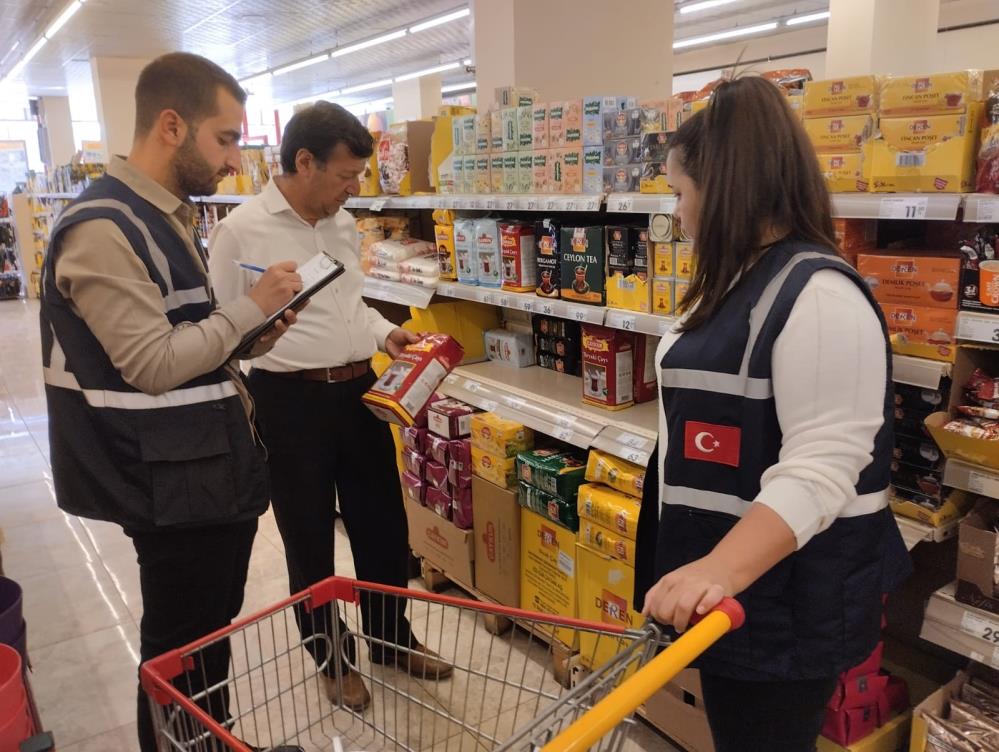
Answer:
[{"left": 0, "top": 0, "right": 974, "bottom": 106}]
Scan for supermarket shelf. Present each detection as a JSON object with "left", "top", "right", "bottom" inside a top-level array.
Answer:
[
  {"left": 922, "top": 582, "right": 999, "bottom": 668},
  {"left": 943, "top": 458, "right": 999, "bottom": 498},
  {"left": 963, "top": 194, "right": 999, "bottom": 224},
  {"left": 891, "top": 354, "right": 951, "bottom": 390},
  {"left": 893, "top": 514, "right": 960, "bottom": 551},
  {"left": 830, "top": 193, "right": 962, "bottom": 221},
  {"left": 440, "top": 361, "right": 659, "bottom": 464},
  {"left": 436, "top": 281, "right": 676, "bottom": 333},
  {"left": 956, "top": 311, "right": 999, "bottom": 344},
  {"left": 605, "top": 193, "right": 676, "bottom": 214},
  {"left": 361, "top": 277, "right": 435, "bottom": 308},
  {"left": 30, "top": 192, "right": 78, "bottom": 200}
]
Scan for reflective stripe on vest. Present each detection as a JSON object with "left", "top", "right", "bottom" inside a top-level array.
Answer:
[
  {"left": 659, "top": 368, "right": 774, "bottom": 400},
  {"left": 53, "top": 198, "right": 210, "bottom": 313},
  {"left": 663, "top": 484, "right": 890, "bottom": 518},
  {"left": 43, "top": 366, "right": 237, "bottom": 409}
]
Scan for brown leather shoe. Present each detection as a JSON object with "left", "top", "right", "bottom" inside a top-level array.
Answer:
[
  {"left": 376, "top": 644, "right": 453, "bottom": 680},
  {"left": 321, "top": 670, "right": 371, "bottom": 711}
]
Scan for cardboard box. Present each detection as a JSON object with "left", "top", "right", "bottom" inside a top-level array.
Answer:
[
  {"left": 803, "top": 75, "right": 878, "bottom": 117},
  {"left": 548, "top": 148, "right": 565, "bottom": 194},
  {"left": 471, "top": 445, "right": 518, "bottom": 489},
  {"left": 463, "top": 155, "right": 478, "bottom": 194},
  {"left": 502, "top": 152, "right": 518, "bottom": 195},
  {"left": 454, "top": 219, "right": 478, "bottom": 285},
  {"left": 495, "top": 86, "right": 537, "bottom": 108},
  {"left": 582, "top": 146, "right": 603, "bottom": 194},
  {"left": 880, "top": 303, "right": 957, "bottom": 362},
  {"left": 640, "top": 162, "right": 671, "bottom": 194},
  {"left": 561, "top": 226, "right": 606, "bottom": 305},
  {"left": 582, "top": 324, "right": 635, "bottom": 409},
  {"left": 490, "top": 109, "right": 504, "bottom": 152},
  {"left": 535, "top": 218, "right": 561, "bottom": 297},
  {"left": 517, "top": 105, "right": 534, "bottom": 151},
  {"left": 582, "top": 96, "right": 604, "bottom": 146},
  {"left": 475, "top": 112, "right": 492, "bottom": 154},
  {"left": 548, "top": 102, "right": 566, "bottom": 148},
  {"left": 642, "top": 670, "right": 714, "bottom": 752},
  {"left": 501, "top": 107, "right": 519, "bottom": 152},
  {"left": 576, "top": 544, "right": 639, "bottom": 671},
  {"left": 517, "top": 448, "right": 587, "bottom": 500},
  {"left": 520, "top": 508, "right": 578, "bottom": 646},
  {"left": 604, "top": 165, "right": 641, "bottom": 193},
  {"left": 532, "top": 104, "right": 549, "bottom": 150},
  {"left": 653, "top": 242, "right": 674, "bottom": 277},
  {"left": 956, "top": 500, "right": 999, "bottom": 614},
  {"left": 577, "top": 483, "right": 641, "bottom": 539},
  {"left": 890, "top": 488, "right": 971, "bottom": 528},
  {"left": 805, "top": 115, "right": 876, "bottom": 152},
  {"left": 519, "top": 481, "right": 580, "bottom": 532},
  {"left": 518, "top": 151, "right": 534, "bottom": 194},
  {"left": 879, "top": 70, "right": 999, "bottom": 116},
  {"left": 484, "top": 329, "right": 535, "bottom": 368},
  {"left": 578, "top": 519, "right": 637, "bottom": 566},
  {"left": 563, "top": 99, "right": 583, "bottom": 146},
  {"left": 817, "top": 150, "right": 871, "bottom": 193},
  {"left": 500, "top": 222, "right": 537, "bottom": 292},
  {"left": 857, "top": 254, "right": 960, "bottom": 310},
  {"left": 434, "top": 224, "right": 457, "bottom": 281},
  {"left": 489, "top": 153, "right": 504, "bottom": 194},
  {"left": 378, "top": 121, "right": 435, "bottom": 195},
  {"left": 606, "top": 272, "right": 651, "bottom": 313},
  {"left": 653, "top": 278, "right": 675, "bottom": 316},
  {"left": 833, "top": 219, "right": 877, "bottom": 255},
  {"left": 532, "top": 150, "right": 550, "bottom": 193},
  {"left": 428, "top": 398, "right": 477, "bottom": 439},
  {"left": 869, "top": 106, "right": 981, "bottom": 193},
  {"left": 406, "top": 497, "right": 474, "bottom": 585},
  {"left": 908, "top": 671, "right": 965, "bottom": 752},
  {"left": 675, "top": 242, "right": 695, "bottom": 281},
  {"left": 558, "top": 147, "right": 582, "bottom": 194},
  {"left": 472, "top": 476, "right": 521, "bottom": 606},
  {"left": 475, "top": 155, "right": 491, "bottom": 194},
  {"left": 925, "top": 345, "right": 999, "bottom": 467}
]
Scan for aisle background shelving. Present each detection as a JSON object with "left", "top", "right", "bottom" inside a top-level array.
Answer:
[{"left": 922, "top": 582, "right": 999, "bottom": 669}]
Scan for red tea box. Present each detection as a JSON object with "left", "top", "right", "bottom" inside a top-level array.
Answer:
[
  {"left": 428, "top": 398, "right": 478, "bottom": 439},
  {"left": 581, "top": 324, "right": 635, "bottom": 410}
]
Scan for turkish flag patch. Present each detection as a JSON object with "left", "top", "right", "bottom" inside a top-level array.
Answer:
[{"left": 683, "top": 421, "right": 741, "bottom": 467}]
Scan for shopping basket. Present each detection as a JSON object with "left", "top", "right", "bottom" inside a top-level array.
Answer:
[{"left": 141, "top": 576, "right": 744, "bottom": 752}]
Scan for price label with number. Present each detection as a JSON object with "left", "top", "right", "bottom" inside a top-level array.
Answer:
[
  {"left": 485, "top": 198, "right": 497, "bottom": 210},
  {"left": 619, "top": 432, "right": 648, "bottom": 449},
  {"left": 541, "top": 303, "right": 555, "bottom": 316},
  {"left": 957, "top": 312, "right": 999, "bottom": 344},
  {"left": 616, "top": 197, "right": 634, "bottom": 212},
  {"left": 564, "top": 200, "right": 576, "bottom": 211},
  {"left": 370, "top": 198, "right": 388, "bottom": 212},
  {"left": 498, "top": 296, "right": 511, "bottom": 308},
  {"left": 480, "top": 399, "right": 498, "bottom": 411},
  {"left": 521, "top": 299, "right": 536, "bottom": 312},
  {"left": 657, "top": 318, "right": 674, "bottom": 335},
  {"left": 554, "top": 414, "right": 576, "bottom": 429},
  {"left": 573, "top": 309, "right": 588, "bottom": 321},
  {"left": 961, "top": 609, "right": 999, "bottom": 645},
  {"left": 464, "top": 380, "right": 483, "bottom": 393},
  {"left": 554, "top": 427, "right": 574, "bottom": 442},
  {"left": 974, "top": 198, "right": 999, "bottom": 223},
  {"left": 526, "top": 199, "right": 539, "bottom": 211},
  {"left": 545, "top": 199, "right": 558, "bottom": 212},
  {"left": 504, "top": 395, "right": 526, "bottom": 410},
  {"left": 879, "top": 196, "right": 929, "bottom": 220},
  {"left": 620, "top": 316, "right": 637, "bottom": 331},
  {"left": 585, "top": 198, "right": 601, "bottom": 211},
  {"left": 482, "top": 292, "right": 496, "bottom": 304},
  {"left": 505, "top": 199, "right": 518, "bottom": 211},
  {"left": 623, "top": 449, "right": 644, "bottom": 464},
  {"left": 968, "top": 470, "right": 999, "bottom": 498}
]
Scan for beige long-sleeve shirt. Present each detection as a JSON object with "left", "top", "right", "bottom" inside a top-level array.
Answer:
[{"left": 53, "top": 157, "right": 267, "bottom": 414}]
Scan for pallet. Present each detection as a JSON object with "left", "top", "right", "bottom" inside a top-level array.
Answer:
[{"left": 418, "top": 557, "right": 576, "bottom": 687}]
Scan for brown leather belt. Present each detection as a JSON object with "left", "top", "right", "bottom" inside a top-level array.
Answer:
[{"left": 263, "top": 360, "right": 371, "bottom": 383}]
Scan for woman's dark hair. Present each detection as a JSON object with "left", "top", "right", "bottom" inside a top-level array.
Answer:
[
  {"left": 280, "top": 101, "right": 374, "bottom": 174},
  {"left": 669, "top": 76, "right": 837, "bottom": 331}
]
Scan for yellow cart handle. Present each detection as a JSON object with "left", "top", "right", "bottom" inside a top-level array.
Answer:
[{"left": 541, "top": 598, "right": 746, "bottom": 752}]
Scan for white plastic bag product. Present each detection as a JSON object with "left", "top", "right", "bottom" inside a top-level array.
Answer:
[
  {"left": 369, "top": 238, "right": 435, "bottom": 262},
  {"left": 455, "top": 219, "right": 478, "bottom": 285},
  {"left": 368, "top": 267, "right": 403, "bottom": 282},
  {"left": 400, "top": 272, "right": 439, "bottom": 287},
  {"left": 368, "top": 256, "right": 402, "bottom": 271},
  {"left": 399, "top": 255, "right": 440, "bottom": 276}
]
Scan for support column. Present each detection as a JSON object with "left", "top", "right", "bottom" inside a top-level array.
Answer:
[
  {"left": 38, "top": 96, "right": 75, "bottom": 166},
  {"left": 91, "top": 56, "right": 150, "bottom": 160},
  {"left": 391, "top": 74, "right": 443, "bottom": 121},
  {"left": 471, "top": 0, "right": 674, "bottom": 102},
  {"left": 826, "top": 0, "right": 940, "bottom": 78}
]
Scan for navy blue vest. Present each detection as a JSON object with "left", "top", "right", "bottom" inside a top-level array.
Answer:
[
  {"left": 39, "top": 175, "right": 269, "bottom": 531},
  {"left": 652, "top": 240, "right": 911, "bottom": 681}
]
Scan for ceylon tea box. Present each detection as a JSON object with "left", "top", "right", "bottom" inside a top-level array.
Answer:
[
  {"left": 560, "top": 226, "right": 606, "bottom": 305},
  {"left": 804, "top": 115, "right": 875, "bottom": 152}
]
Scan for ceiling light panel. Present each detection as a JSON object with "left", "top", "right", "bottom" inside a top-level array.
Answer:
[
  {"left": 673, "top": 21, "right": 778, "bottom": 49},
  {"left": 785, "top": 11, "right": 831, "bottom": 26},
  {"left": 679, "top": 0, "right": 742, "bottom": 14},
  {"left": 408, "top": 7, "right": 471, "bottom": 33}
]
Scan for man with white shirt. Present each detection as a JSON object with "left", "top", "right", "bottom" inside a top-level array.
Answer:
[{"left": 209, "top": 102, "right": 451, "bottom": 712}]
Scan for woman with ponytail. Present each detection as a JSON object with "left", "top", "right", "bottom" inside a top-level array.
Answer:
[{"left": 635, "top": 76, "right": 911, "bottom": 751}]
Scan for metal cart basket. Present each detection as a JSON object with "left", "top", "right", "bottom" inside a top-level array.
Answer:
[{"left": 141, "top": 576, "right": 743, "bottom": 752}]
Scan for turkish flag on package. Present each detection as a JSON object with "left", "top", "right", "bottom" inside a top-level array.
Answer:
[
  {"left": 683, "top": 421, "right": 741, "bottom": 468},
  {"left": 363, "top": 334, "right": 464, "bottom": 427}
]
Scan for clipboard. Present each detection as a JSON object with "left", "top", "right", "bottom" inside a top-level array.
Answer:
[{"left": 231, "top": 252, "right": 345, "bottom": 358}]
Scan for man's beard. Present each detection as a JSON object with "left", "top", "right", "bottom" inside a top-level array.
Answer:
[{"left": 172, "top": 130, "right": 228, "bottom": 197}]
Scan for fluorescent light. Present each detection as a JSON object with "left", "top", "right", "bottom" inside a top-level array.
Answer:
[
  {"left": 462, "top": 58, "right": 472, "bottom": 66},
  {"left": 394, "top": 62, "right": 460, "bottom": 83},
  {"left": 340, "top": 78, "right": 393, "bottom": 95},
  {"left": 6, "top": 36, "right": 46, "bottom": 80},
  {"left": 274, "top": 53, "right": 329, "bottom": 76},
  {"left": 330, "top": 29, "right": 407, "bottom": 59},
  {"left": 442, "top": 82, "right": 476, "bottom": 94},
  {"left": 239, "top": 71, "right": 273, "bottom": 87},
  {"left": 673, "top": 21, "right": 778, "bottom": 49},
  {"left": 786, "top": 11, "right": 830, "bottom": 26},
  {"left": 44, "top": 1, "right": 82, "bottom": 39},
  {"left": 0, "top": 42, "right": 19, "bottom": 66},
  {"left": 680, "top": 0, "right": 741, "bottom": 14},
  {"left": 408, "top": 8, "right": 471, "bottom": 34}
]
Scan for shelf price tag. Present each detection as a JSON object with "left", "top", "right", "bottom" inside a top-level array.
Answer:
[
  {"left": 463, "top": 380, "right": 483, "bottom": 393},
  {"left": 520, "top": 299, "right": 536, "bottom": 312},
  {"left": 659, "top": 197, "right": 675, "bottom": 213},
  {"left": 554, "top": 427, "right": 574, "bottom": 442},
  {"left": 554, "top": 414, "right": 576, "bottom": 429},
  {"left": 615, "top": 196, "right": 634, "bottom": 212},
  {"left": 540, "top": 302, "right": 555, "bottom": 316},
  {"left": 967, "top": 469, "right": 999, "bottom": 498},
  {"left": 497, "top": 295, "right": 511, "bottom": 308},
  {"left": 957, "top": 313, "right": 999, "bottom": 344},
  {"left": 503, "top": 395, "right": 527, "bottom": 410},
  {"left": 485, "top": 198, "right": 497, "bottom": 210},
  {"left": 960, "top": 609, "right": 999, "bottom": 645},
  {"left": 620, "top": 316, "right": 637, "bottom": 331},
  {"left": 879, "top": 196, "right": 928, "bottom": 220},
  {"left": 482, "top": 292, "right": 496, "bottom": 304},
  {"left": 974, "top": 198, "right": 999, "bottom": 223},
  {"left": 621, "top": 448, "right": 645, "bottom": 464},
  {"left": 544, "top": 198, "right": 558, "bottom": 212},
  {"left": 504, "top": 198, "right": 518, "bottom": 211},
  {"left": 619, "top": 432, "right": 649, "bottom": 449},
  {"left": 370, "top": 198, "right": 388, "bottom": 212},
  {"left": 573, "top": 308, "right": 589, "bottom": 321},
  {"left": 526, "top": 198, "right": 539, "bottom": 211},
  {"left": 563, "top": 199, "right": 577, "bottom": 211},
  {"left": 479, "top": 399, "right": 498, "bottom": 411},
  {"left": 657, "top": 318, "right": 674, "bottom": 335},
  {"left": 584, "top": 197, "right": 601, "bottom": 211}
]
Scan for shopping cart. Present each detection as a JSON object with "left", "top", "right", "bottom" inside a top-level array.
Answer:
[{"left": 141, "top": 576, "right": 743, "bottom": 752}]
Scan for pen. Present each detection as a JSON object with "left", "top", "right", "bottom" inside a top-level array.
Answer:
[{"left": 233, "top": 260, "right": 266, "bottom": 273}]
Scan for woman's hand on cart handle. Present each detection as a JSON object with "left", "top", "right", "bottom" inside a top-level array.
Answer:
[{"left": 640, "top": 556, "right": 736, "bottom": 633}]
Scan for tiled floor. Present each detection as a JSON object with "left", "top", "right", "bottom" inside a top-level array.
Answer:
[{"left": 0, "top": 297, "right": 677, "bottom": 752}]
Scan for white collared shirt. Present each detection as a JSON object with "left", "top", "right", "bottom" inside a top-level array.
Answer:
[{"left": 208, "top": 179, "right": 396, "bottom": 371}]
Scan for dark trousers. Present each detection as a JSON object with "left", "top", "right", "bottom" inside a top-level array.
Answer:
[
  {"left": 700, "top": 672, "right": 837, "bottom": 752},
  {"left": 247, "top": 368, "right": 414, "bottom": 675},
  {"left": 131, "top": 519, "right": 257, "bottom": 752}
]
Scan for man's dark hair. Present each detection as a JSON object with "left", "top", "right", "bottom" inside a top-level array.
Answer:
[
  {"left": 134, "top": 52, "right": 246, "bottom": 136},
  {"left": 280, "top": 102, "right": 374, "bottom": 174}
]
